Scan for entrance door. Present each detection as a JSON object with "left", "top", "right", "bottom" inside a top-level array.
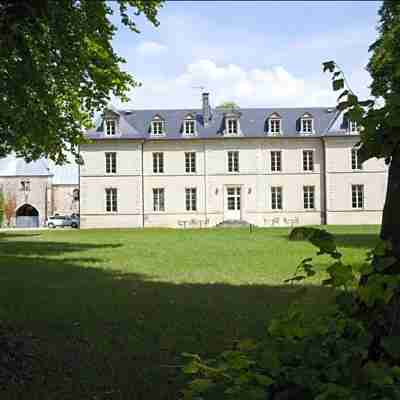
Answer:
[
  {"left": 15, "top": 204, "right": 39, "bottom": 228},
  {"left": 225, "top": 186, "right": 241, "bottom": 220}
]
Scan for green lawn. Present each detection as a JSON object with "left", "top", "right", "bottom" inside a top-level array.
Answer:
[{"left": 0, "top": 226, "right": 379, "bottom": 399}]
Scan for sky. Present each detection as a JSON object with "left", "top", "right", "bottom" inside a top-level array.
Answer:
[{"left": 110, "top": 1, "right": 382, "bottom": 110}]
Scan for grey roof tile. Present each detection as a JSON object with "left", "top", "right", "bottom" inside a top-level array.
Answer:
[{"left": 86, "top": 107, "right": 342, "bottom": 140}]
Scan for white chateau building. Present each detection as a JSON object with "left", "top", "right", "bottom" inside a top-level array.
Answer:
[{"left": 79, "top": 93, "right": 388, "bottom": 229}]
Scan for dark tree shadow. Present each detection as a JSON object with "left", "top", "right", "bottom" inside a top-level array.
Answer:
[{"left": 0, "top": 237, "right": 336, "bottom": 400}]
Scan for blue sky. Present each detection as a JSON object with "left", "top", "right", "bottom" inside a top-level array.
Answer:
[{"left": 110, "top": 1, "right": 382, "bottom": 109}]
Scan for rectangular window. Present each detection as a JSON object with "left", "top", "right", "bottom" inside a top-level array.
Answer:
[
  {"left": 351, "top": 149, "right": 362, "bottom": 170},
  {"left": 227, "top": 151, "right": 239, "bottom": 172},
  {"left": 153, "top": 152, "right": 164, "bottom": 173},
  {"left": 184, "top": 120, "right": 196, "bottom": 136},
  {"left": 152, "top": 121, "right": 164, "bottom": 136},
  {"left": 271, "top": 186, "right": 283, "bottom": 210},
  {"left": 105, "top": 152, "right": 117, "bottom": 174},
  {"left": 352, "top": 184, "right": 364, "bottom": 209},
  {"left": 153, "top": 188, "right": 165, "bottom": 211},
  {"left": 105, "top": 120, "right": 116, "bottom": 136},
  {"left": 270, "top": 151, "right": 282, "bottom": 172},
  {"left": 349, "top": 120, "right": 358, "bottom": 133},
  {"left": 303, "top": 186, "right": 315, "bottom": 209},
  {"left": 185, "top": 152, "right": 196, "bottom": 173},
  {"left": 227, "top": 119, "right": 238, "bottom": 134},
  {"left": 303, "top": 150, "right": 314, "bottom": 171},
  {"left": 20, "top": 180, "right": 30, "bottom": 192},
  {"left": 105, "top": 188, "right": 117, "bottom": 212},
  {"left": 185, "top": 188, "right": 197, "bottom": 211},
  {"left": 301, "top": 119, "right": 313, "bottom": 133},
  {"left": 269, "top": 119, "right": 281, "bottom": 134}
]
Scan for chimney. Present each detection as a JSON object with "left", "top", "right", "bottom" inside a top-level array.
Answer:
[{"left": 202, "top": 92, "right": 211, "bottom": 125}]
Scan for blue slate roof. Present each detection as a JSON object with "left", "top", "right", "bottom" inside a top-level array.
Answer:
[{"left": 86, "top": 106, "right": 343, "bottom": 140}]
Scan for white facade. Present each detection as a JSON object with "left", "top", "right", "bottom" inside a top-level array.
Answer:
[{"left": 79, "top": 136, "right": 388, "bottom": 228}]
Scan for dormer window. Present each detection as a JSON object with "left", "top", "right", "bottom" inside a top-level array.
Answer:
[
  {"left": 151, "top": 116, "right": 165, "bottom": 136},
  {"left": 300, "top": 113, "right": 314, "bottom": 134},
  {"left": 268, "top": 113, "right": 282, "bottom": 135},
  {"left": 183, "top": 115, "right": 196, "bottom": 136},
  {"left": 226, "top": 118, "right": 239, "bottom": 135},
  {"left": 349, "top": 120, "right": 358, "bottom": 134},
  {"left": 105, "top": 119, "right": 116, "bottom": 136}
]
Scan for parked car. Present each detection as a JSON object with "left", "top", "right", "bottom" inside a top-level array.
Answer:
[{"left": 46, "top": 215, "right": 79, "bottom": 228}]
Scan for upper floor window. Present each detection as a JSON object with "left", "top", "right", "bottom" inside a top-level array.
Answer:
[
  {"left": 151, "top": 116, "right": 165, "bottom": 136},
  {"left": 72, "top": 189, "right": 80, "bottom": 202},
  {"left": 226, "top": 118, "right": 239, "bottom": 135},
  {"left": 185, "top": 152, "right": 196, "bottom": 173},
  {"left": 20, "top": 180, "right": 30, "bottom": 192},
  {"left": 183, "top": 116, "right": 196, "bottom": 136},
  {"left": 105, "top": 119, "right": 117, "bottom": 136},
  {"left": 227, "top": 151, "right": 239, "bottom": 172},
  {"left": 270, "top": 151, "right": 282, "bottom": 172},
  {"left": 105, "top": 188, "right": 118, "bottom": 212},
  {"left": 153, "top": 152, "right": 164, "bottom": 173},
  {"left": 303, "top": 150, "right": 314, "bottom": 172},
  {"left": 352, "top": 184, "right": 364, "bottom": 209},
  {"left": 300, "top": 113, "right": 314, "bottom": 134},
  {"left": 351, "top": 149, "right": 363, "bottom": 170},
  {"left": 105, "top": 152, "right": 117, "bottom": 174},
  {"left": 349, "top": 120, "right": 358, "bottom": 134},
  {"left": 268, "top": 113, "right": 282, "bottom": 135}
]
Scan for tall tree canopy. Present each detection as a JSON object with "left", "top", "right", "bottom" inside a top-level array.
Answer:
[
  {"left": 0, "top": 0, "right": 162, "bottom": 163},
  {"left": 324, "top": 0, "right": 400, "bottom": 252}
]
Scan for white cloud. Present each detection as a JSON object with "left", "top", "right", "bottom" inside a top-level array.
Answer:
[
  {"left": 136, "top": 41, "right": 168, "bottom": 56},
  {"left": 121, "top": 59, "right": 338, "bottom": 109}
]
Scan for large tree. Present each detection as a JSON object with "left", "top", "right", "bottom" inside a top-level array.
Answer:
[{"left": 0, "top": 0, "right": 162, "bottom": 163}]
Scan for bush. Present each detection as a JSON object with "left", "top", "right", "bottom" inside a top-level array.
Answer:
[{"left": 182, "top": 228, "right": 400, "bottom": 400}]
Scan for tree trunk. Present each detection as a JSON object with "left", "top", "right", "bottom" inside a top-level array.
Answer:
[{"left": 381, "top": 149, "right": 400, "bottom": 255}]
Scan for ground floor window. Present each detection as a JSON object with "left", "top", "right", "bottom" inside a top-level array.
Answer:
[
  {"left": 271, "top": 186, "right": 283, "bottom": 210},
  {"left": 352, "top": 184, "right": 364, "bottom": 209},
  {"left": 303, "top": 186, "right": 315, "bottom": 209},
  {"left": 105, "top": 188, "right": 117, "bottom": 212},
  {"left": 185, "top": 188, "right": 197, "bottom": 211},
  {"left": 153, "top": 188, "right": 165, "bottom": 211}
]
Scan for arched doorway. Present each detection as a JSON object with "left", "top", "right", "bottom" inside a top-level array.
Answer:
[{"left": 16, "top": 204, "right": 39, "bottom": 228}]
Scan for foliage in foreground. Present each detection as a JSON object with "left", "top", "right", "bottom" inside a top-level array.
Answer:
[{"left": 182, "top": 227, "right": 400, "bottom": 400}]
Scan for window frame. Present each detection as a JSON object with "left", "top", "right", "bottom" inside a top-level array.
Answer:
[
  {"left": 185, "top": 152, "right": 196, "bottom": 173},
  {"left": 227, "top": 151, "right": 239, "bottom": 172},
  {"left": 152, "top": 152, "right": 164, "bottom": 174},
  {"left": 105, "top": 188, "right": 118, "bottom": 212},
  {"left": 349, "top": 120, "right": 358, "bottom": 134},
  {"left": 226, "top": 118, "right": 239, "bottom": 135},
  {"left": 271, "top": 186, "right": 283, "bottom": 210},
  {"left": 269, "top": 118, "right": 282, "bottom": 135},
  {"left": 302, "top": 150, "right": 314, "bottom": 172},
  {"left": 303, "top": 185, "right": 315, "bottom": 210},
  {"left": 105, "top": 119, "right": 117, "bottom": 136},
  {"left": 351, "top": 148, "right": 363, "bottom": 170},
  {"left": 270, "top": 150, "right": 282, "bottom": 172},
  {"left": 153, "top": 188, "right": 165, "bottom": 212},
  {"left": 185, "top": 187, "right": 197, "bottom": 211},
  {"left": 151, "top": 117, "right": 165, "bottom": 137},
  {"left": 183, "top": 118, "right": 196, "bottom": 136},
  {"left": 352, "top": 184, "right": 364, "bottom": 209},
  {"left": 105, "top": 152, "right": 117, "bottom": 174},
  {"left": 300, "top": 117, "right": 314, "bottom": 134}
]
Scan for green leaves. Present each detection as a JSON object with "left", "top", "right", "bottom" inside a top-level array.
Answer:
[
  {"left": 0, "top": 0, "right": 163, "bottom": 162},
  {"left": 322, "top": 61, "right": 336, "bottom": 73},
  {"left": 332, "top": 78, "right": 344, "bottom": 91}
]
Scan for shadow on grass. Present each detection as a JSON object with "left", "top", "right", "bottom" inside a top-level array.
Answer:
[{"left": 0, "top": 238, "right": 335, "bottom": 400}]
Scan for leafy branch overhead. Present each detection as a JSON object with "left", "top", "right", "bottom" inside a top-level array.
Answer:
[{"left": 0, "top": 0, "right": 163, "bottom": 163}]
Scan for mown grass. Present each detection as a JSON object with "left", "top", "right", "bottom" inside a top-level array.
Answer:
[{"left": 0, "top": 225, "right": 379, "bottom": 399}]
